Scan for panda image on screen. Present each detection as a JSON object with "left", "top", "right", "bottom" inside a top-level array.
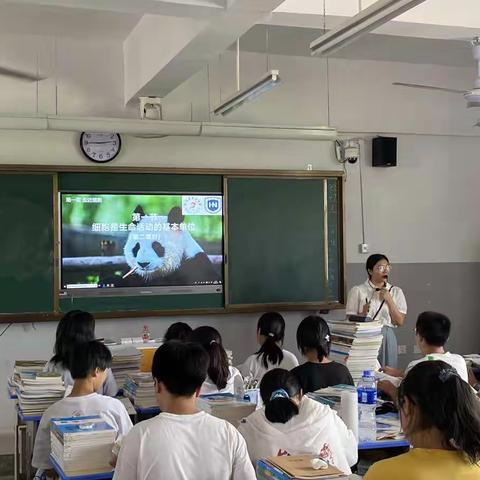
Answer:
[{"left": 115, "top": 205, "right": 220, "bottom": 287}]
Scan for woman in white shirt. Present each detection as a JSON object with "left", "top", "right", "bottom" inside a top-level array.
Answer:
[
  {"left": 238, "top": 312, "right": 299, "bottom": 384},
  {"left": 346, "top": 254, "right": 407, "bottom": 368},
  {"left": 190, "top": 326, "right": 243, "bottom": 396},
  {"left": 238, "top": 368, "right": 357, "bottom": 474}
]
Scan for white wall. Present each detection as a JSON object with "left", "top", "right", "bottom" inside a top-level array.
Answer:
[{"left": 1, "top": 46, "right": 480, "bottom": 453}]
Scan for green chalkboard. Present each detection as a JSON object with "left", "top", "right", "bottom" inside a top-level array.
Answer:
[
  {"left": 0, "top": 173, "right": 54, "bottom": 314},
  {"left": 226, "top": 176, "right": 343, "bottom": 308},
  {"left": 0, "top": 169, "right": 344, "bottom": 321}
]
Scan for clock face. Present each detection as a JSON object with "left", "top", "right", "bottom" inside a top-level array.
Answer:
[{"left": 80, "top": 132, "right": 121, "bottom": 163}]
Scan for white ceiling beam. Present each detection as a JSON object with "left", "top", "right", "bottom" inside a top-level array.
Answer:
[
  {"left": 270, "top": 0, "right": 480, "bottom": 41},
  {"left": 124, "top": 0, "right": 286, "bottom": 102},
  {"left": 0, "top": 0, "right": 226, "bottom": 18}
]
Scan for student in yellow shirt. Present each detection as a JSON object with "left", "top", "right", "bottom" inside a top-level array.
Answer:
[{"left": 365, "top": 360, "right": 480, "bottom": 480}]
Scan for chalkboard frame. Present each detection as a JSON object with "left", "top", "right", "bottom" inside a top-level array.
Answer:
[{"left": 0, "top": 165, "right": 345, "bottom": 323}]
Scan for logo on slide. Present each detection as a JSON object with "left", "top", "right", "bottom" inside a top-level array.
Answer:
[{"left": 205, "top": 197, "right": 221, "bottom": 214}]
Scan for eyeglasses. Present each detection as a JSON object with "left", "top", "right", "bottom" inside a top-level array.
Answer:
[{"left": 375, "top": 264, "right": 392, "bottom": 273}]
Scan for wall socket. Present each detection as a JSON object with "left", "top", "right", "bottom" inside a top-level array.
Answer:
[
  {"left": 359, "top": 243, "right": 369, "bottom": 254},
  {"left": 397, "top": 345, "right": 407, "bottom": 355},
  {"left": 413, "top": 345, "right": 421, "bottom": 354}
]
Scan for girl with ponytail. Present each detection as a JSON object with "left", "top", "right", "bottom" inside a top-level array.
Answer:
[
  {"left": 365, "top": 360, "right": 480, "bottom": 480},
  {"left": 238, "top": 312, "right": 298, "bottom": 383},
  {"left": 190, "top": 326, "right": 243, "bottom": 395},
  {"left": 292, "top": 315, "right": 353, "bottom": 393},
  {"left": 238, "top": 368, "right": 357, "bottom": 473}
]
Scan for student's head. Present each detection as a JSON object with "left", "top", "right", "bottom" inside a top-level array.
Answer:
[
  {"left": 296, "top": 315, "right": 331, "bottom": 362},
  {"left": 366, "top": 253, "right": 390, "bottom": 283},
  {"left": 255, "top": 312, "right": 285, "bottom": 369},
  {"left": 398, "top": 360, "right": 480, "bottom": 463},
  {"left": 52, "top": 310, "right": 96, "bottom": 368},
  {"left": 69, "top": 340, "right": 112, "bottom": 391},
  {"left": 189, "top": 326, "right": 229, "bottom": 391},
  {"left": 415, "top": 311, "right": 450, "bottom": 352},
  {"left": 152, "top": 341, "right": 209, "bottom": 408},
  {"left": 260, "top": 369, "right": 302, "bottom": 424},
  {"left": 164, "top": 322, "right": 192, "bottom": 343}
]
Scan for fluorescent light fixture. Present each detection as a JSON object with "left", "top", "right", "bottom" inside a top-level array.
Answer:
[
  {"left": 310, "top": 0, "right": 427, "bottom": 56},
  {"left": 213, "top": 70, "right": 281, "bottom": 116}
]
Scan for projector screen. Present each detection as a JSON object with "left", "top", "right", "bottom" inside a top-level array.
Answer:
[{"left": 60, "top": 193, "right": 223, "bottom": 297}]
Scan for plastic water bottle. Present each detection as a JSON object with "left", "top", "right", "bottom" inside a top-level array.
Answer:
[
  {"left": 357, "top": 370, "right": 377, "bottom": 442},
  {"left": 142, "top": 325, "right": 151, "bottom": 343},
  {"left": 234, "top": 375, "right": 245, "bottom": 401}
]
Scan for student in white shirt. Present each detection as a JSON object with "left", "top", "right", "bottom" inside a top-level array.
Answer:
[
  {"left": 238, "top": 312, "right": 299, "bottom": 384},
  {"left": 379, "top": 311, "right": 468, "bottom": 399},
  {"left": 32, "top": 340, "right": 132, "bottom": 474},
  {"left": 346, "top": 254, "right": 407, "bottom": 368},
  {"left": 44, "top": 310, "right": 118, "bottom": 396},
  {"left": 238, "top": 368, "right": 357, "bottom": 475},
  {"left": 113, "top": 341, "right": 256, "bottom": 480},
  {"left": 190, "top": 326, "right": 243, "bottom": 395}
]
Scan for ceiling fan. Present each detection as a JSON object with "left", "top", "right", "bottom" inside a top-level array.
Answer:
[
  {"left": 0, "top": 66, "right": 45, "bottom": 82},
  {"left": 393, "top": 37, "right": 480, "bottom": 108}
]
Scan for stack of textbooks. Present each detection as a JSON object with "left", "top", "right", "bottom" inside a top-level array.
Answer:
[
  {"left": 109, "top": 346, "right": 142, "bottom": 387},
  {"left": 50, "top": 415, "right": 116, "bottom": 476},
  {"left": 197, "top": 395, "right": 256, "bottom": 428},
  {"left": 123, "top": 372, "right": 156, "bottom": 408},
  {"left": 328, "top": 321, "right": 383, "bottom": 384},
  {"left": 8, "top": 360, "right": 46, "bottom": 397},
  {"left": 13, "top": 371, "right": 65, "bottom": 416}
]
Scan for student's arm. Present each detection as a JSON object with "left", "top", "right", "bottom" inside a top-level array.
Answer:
[
  {"left": 112, "top": 428, "right": 140, "bottom": 480},
  {"left": 332, "top": 411, "right": 358, "bottom": 467},
  {"left": 111, "top": 400, "right": 134, "bottom": 438},
  {"left": 381, "top": 366, "right": 404, "bottom": 378},
  {"left": 32, "top": 415, "right": 52, "bottom": 470},
  {"left": 377, "top": 380, "right": 398, "bottom": 401},
  {"left": 103, "top": 369, "right": 119, "bottom": 397},
  {"left": 231, "top": 430, "right": 257, "bottom": 480}
]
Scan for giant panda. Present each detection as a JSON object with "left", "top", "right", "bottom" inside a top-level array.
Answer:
[{"left": 113, "top": 205, "right": 220, "bottom": 287}]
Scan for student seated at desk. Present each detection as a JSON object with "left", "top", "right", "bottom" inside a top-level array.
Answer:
[
  {"left": 365, "top": 360, "right": 480, "bottom": 480},
  {"left": 163, "top": 321, "right": 192, "bottom": 342},
  {"left": 190, "top": 326, "right": 243, "bottom": 395},
  {"left": 291, "top": 316, "right": 354, "bottom": 393},
  {"left": 379, "top": 311, "right": 468, "bottom": 399},
  {"left": 238, "top": 368, "right": 357, "bottom": 475},
  {"left": 32, "top": 340, "right": 132, "bottom": 474},
  {"left": 113, "top": 341, "right": 255, "bottom": 480},
  {"left": 238, "top": 312, "right": 299, "bottom": 384},
  {"left": 44, "top": 310, "right": 118, "bottom": 396}
]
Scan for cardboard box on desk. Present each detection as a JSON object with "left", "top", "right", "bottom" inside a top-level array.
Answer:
[
  {"left": 257, "top": 455, "right": 345, "bottom": 479},
  {"left": 196, "top": 396, "right": 256, "bottom": 428}
]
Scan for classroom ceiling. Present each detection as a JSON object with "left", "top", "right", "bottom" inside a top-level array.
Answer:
[
  {"left": 0, "top": 0, "right": 478, "bottom": 100},
  {"left": 234, "top": 26, "right": 475, "bottom": 68},
  {"left": 0, "top": 3, "right": 141, "bottom": 39}
]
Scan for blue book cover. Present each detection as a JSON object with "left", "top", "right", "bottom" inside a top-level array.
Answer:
[
  {"left": 256, "top": 459, "right": 291, "bottom": 480},
  {"left": 51, "top": 415, "right": 115, "bottom": 437}
]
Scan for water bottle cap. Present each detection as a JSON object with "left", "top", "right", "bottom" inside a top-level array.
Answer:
[{"left": 363, "top": 370, "right": 374, "bottom": 378}]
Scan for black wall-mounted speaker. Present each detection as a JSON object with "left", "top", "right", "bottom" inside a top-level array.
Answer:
[{"left": 372, "top": 136, "right": 397, "bottom": 167}]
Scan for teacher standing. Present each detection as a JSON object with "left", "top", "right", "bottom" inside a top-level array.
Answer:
[{"left": 346, "top": 254, "right": 407, "bottom": 368}]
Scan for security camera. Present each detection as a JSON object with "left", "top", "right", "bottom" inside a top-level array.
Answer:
[{"left": 335, "top": 139, "right": 360, "bottom": 165}]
